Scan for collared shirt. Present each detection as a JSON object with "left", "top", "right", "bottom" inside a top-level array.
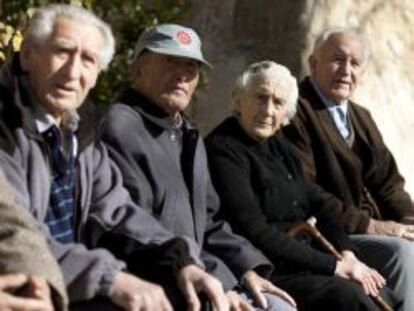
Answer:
[
  {"left": 310, "top": 79, "right": 352, "bottom": 139},
  {"left": 33, "top": 106, "right": 79, "bottom": 244},
  {"left": 34, "top": 106, "right": 79, "bottom": 157}
]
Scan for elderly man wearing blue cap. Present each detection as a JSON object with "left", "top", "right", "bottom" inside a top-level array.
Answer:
[{"left": 99, "top": 24, "right": 297, "bottom": 310}]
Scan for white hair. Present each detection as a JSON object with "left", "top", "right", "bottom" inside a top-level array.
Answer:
[
  {"left": 23, "top": 4, "right": 115, "bottom": 70},
  {"left": 312, "top": 27, "right": 371, "bottom": 62},
  {"left": 232, "top": 60, "right": 298, "bottom": 126}
]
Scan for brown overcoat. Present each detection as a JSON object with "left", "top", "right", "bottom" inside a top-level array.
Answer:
[
  {"left": 283, "top": 77, "right": 414, "bottom": 234},
  {"left": 0, "top": 169, "right": 68, "bottom": 310}
]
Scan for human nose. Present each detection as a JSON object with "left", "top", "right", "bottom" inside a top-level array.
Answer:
[
  {"left": 339, "top": 60, "right": 352, "bottom": 75},
  {"left": 62, "top": 54, "right": 81, "bottom": 80},
  {"left": 262, "top": 99, "right": 275, "bottom": 116}
]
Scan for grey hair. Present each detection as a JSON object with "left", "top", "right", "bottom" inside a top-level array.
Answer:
[
  {"left": 231, "top": 60, "right": 298, "bottom": 126},
  {"left": 23, "top": 4, "right": 115, "bottom": 70},
  {"left": 312, "top": 27, "right": 371, "bottom": 62}
]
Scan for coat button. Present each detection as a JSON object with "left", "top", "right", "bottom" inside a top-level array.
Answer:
[
  {"left": 292, "top": 200, "right": 299, "bottom": 207},
  {"left": 287, "top": 174, "right": 293, "bottom": 180}
]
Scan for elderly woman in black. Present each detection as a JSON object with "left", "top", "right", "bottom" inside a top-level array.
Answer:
[{"left": 206, "top": 61, "right": 391, "bottom": 311}]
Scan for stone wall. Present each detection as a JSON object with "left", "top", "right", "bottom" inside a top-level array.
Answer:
[{"left": 186, "top": 0, "right": 414, "bottom": 195}]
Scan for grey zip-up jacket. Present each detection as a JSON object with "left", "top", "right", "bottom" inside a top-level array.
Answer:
[
  {"left": 0, "top": 57, "right": 202, "bottom": 303},
  {"left": 100, "top": 87, "right": 274, "bottom": 291}
]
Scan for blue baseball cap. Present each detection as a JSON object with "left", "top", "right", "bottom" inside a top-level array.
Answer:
[{"left": 134, "top": 24, "right": 211, "bottom": 67}]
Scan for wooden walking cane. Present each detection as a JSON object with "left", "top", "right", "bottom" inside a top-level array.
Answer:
[{"left": 287, "top": 217, "right": 393, "bottom": 311}]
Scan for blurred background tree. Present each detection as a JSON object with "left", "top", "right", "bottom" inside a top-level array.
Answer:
[{"left": 0, "top": 0, "right": 189, "bottom": 105}]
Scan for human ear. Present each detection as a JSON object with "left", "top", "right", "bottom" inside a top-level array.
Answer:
[
  {"left": 131, "top": 56, "right": 148, "bottom": 83},
  {"left": 233, "top": 96, "right": 243, "bottom": 114}
]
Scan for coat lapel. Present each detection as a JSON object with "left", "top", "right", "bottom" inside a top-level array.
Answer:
[{"left": 300, "top": 79, "right": 364, "bottom": 175}]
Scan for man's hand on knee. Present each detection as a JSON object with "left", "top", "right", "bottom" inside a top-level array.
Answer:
[
  {"left": 111, "top": 271, "right": 172, "bottom": 311},
  {"left": 367, "top": 219, "right": 414, "bottom": 240},
  {"left": 177, "top": 264, "right": 229, "bottom": 311},
  {"left": 242, "top": 270, "right": 297, "bottom": 309},
  {"left": 226, "top": 290, "right": 254, "bottom": 311}
]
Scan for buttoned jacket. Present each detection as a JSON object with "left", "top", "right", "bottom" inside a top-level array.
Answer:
[{"left": 283, "top": 77, "right": 414, "bottom": 233}]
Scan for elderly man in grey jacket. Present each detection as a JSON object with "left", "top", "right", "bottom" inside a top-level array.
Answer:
[
  {"left": 0, "top": 4, "right": 233, "bottom": 311},
  {"left": 100, "top": 23, "right": 297, "bottom": 311}
]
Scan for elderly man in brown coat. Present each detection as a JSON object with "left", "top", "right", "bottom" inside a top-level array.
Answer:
[
  {"left": 0, "top": 169, "right": 67, "bottom": 310},
  {"left": 283, "top": 27, "right": 414, "bottom": 311}
]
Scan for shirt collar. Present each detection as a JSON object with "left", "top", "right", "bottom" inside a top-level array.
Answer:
[
  {"left": 34, "top": 105, "right": 80, "bottom": 135},
  {"left": 34, "top": 105, "right": 79, "bottom": 156},
  {"left": 34, "top": 105, "right": 58, "bottom": 134}
]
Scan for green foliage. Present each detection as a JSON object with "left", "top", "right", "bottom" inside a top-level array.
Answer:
[{"left": 0, "top": 0, "right": 189, "bottom": 105}]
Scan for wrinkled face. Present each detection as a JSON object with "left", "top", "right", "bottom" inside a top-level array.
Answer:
[
  {"left": 235, "top": 75, "right": 289, "bottom": 142},
  {"left": 20, "top": 17, "right": 103, "bottom": 120},
  {"left": 132, "top": 52, "right": 200, "bottom": 116},
  {"left": 310, "top": 32, "right": 366, "bottom": 104}
]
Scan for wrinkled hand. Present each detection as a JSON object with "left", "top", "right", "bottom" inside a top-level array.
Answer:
[
  {"left": 367, "top": 219, "right": 414, "bottom": 241},
  {"left": 111, "top": 271, "right": 172, "bottom": 311},
  {"left": 242, "top": 270, "right": 296, "bottom": 309},
  {"left": 0, "top": 274, "right": 53, "bottom": 311},
  {"left": 177, "top": 264, "right": 229, "bottom": 311},
  {"left": 226, "top": 290, "right": 253, "bottom": 311},
  {"left": 335, "top": 251, "right": 385, "bottom": 296}
]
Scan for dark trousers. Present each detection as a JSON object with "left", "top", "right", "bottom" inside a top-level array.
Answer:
[
  {"left": 273, "top": 274, "right": 386, "bottom": 311},
  {"left": 70, "top": 298, "right": 122, "bottom": 311}
]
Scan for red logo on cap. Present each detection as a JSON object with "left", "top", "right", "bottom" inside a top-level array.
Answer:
[{"left": 176, "top": 31, "right": 192, "bottom": 45}]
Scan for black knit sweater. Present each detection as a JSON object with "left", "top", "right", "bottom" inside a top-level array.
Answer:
[{"left": 206, "top": 117, "right": 357, "bottom": 276}]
